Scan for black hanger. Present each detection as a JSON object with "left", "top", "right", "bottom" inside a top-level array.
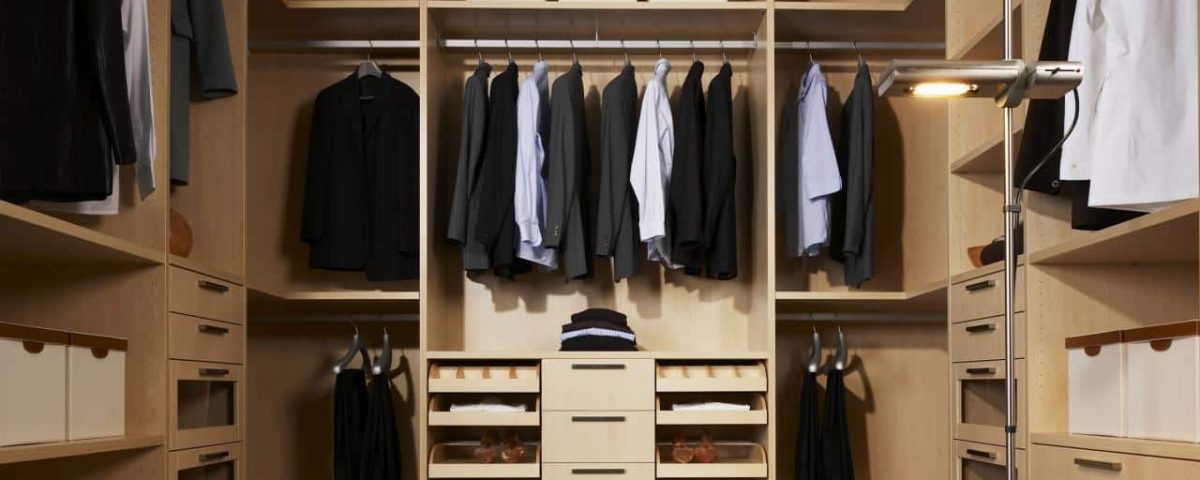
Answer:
[
  {"left": 333, "top": 323, "right": 371, "bottom": 374},
  {"left": 356, "top": 40, "right": 383, "bottom": 79}
]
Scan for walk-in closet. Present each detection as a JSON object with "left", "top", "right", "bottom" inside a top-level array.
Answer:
[{"left": 1, "top": 0, "right": 1198, "bottom": 479}]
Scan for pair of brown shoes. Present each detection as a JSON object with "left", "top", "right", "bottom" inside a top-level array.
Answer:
[
  {"left": 473, "top": 430, "right": 526, "bottom": 464},
  {"left": 671, "top": 434, "right": 718, "bottom": 464}
]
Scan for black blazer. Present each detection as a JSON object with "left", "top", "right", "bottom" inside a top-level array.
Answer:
[
  {"left": 0, "top": 0, "right": 136, "bottom": 202},
  {"left": 544, "top": 64, "right": 593, "bottom": 280},
  {"left": 596, "top": 65, "right": 640, "bottom": 282},
  {"left": 302, "top": 72, "right": 420, "bottom": 281},
  {"left": 671, "top": 61, "right": 707, "bottom": 274},
  {"left": 474, "top": 62, "right": 529, "bottom": 278},
  {"left": 703, "top": 63, "right": 737, "bottom": 279}
]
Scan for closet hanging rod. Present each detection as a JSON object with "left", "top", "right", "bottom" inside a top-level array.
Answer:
[
  {"left": 775, "top": 41, "right": 945, "bottom": 52},
  {"left": 248, "top": 40, "right": 421, "bottom": 51},
  {"left": 439, "top": 38, "right": 759, "bottom": 50},
  {"left": 777, "top": 312, "right": 944, "bottom": 323}
]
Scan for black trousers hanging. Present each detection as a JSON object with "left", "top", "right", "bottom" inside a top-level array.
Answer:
[
  {"left": 360, "top": 373, "right": 402, "bottom": 480},
  {"left": 334, "top": 369, "right": 368, "bottom": 480},
  {"left": 795, "top": 370, "right": 823, "bottom": 480},
  {"left": 822, "top": 369, "right": 854, "bottom": 480}
]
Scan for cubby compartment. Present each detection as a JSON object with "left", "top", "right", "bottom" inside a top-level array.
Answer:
[
  {"left": 170, "top": 361, "right": 242, "bottom": 451},
  {"left": 172, "top": 443, "right": 242, "bottom": 480},
  {"left": 656, "top": 393, "right": 768, "bottom": 425},
  {"left": 427, "top": 441, "right": 540, "bottom": 479},
  {"left": 954, "top": 359, "right": 1026, "bottom": 448},
  {"left": 657, "top": 361, "right": 767, "bottom": 392},
  {"left": 953, "top": 440, "right": 1025, "bottom": 480},
  {"left": 428, "top": 362, "right": 540, "bottom": 393},
  {"left": 428, "top": 394, "right": 540, "bottom": 427},
  {"left": 655, "top": 441, "right": 767, "bottom": 478}
]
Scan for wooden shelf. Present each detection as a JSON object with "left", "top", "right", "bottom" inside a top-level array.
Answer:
[
  {"left": 428, "top": 442, "right": 540, "bottom": 479},
  {"left": 776, "top": 0, "right": 943, "bottom": 45},
  {"left": 171, "top": 254, "right": 245, "bottom": 285},
  {"left": 1028, "top": 200, "right": 1200, "bottom": 265},
  {"left": 428, "top": 395, "right": 541, "bottom": 427},
  {"left": 656, "top": 394, "right": 768, "bottom": 425},
  {"left": 950, "top": 127, "right": 1024, "bottom": 175},
  {"left": 0, "top": 435, "right": 163, "bottom": 466},
  {"left": 428, "top": 0, "right": 767, "bottom": 10},
  {"left": 948, "top": 0, "right": 1022, "bottom": 61},
  {"left": 950, "top": 255, "right": 1025, "bottom": 284},
  {"left": 425, "top": 351, "right": 770, "bottom": 360},
  {"left": 656, "top": 362, "right": 767, "bottom": 392},
  {"left": 1032, "top": 433, "right": 1200, "bottom": 463},
  {"left": 281, "top": 0, "right": 419, "bottom": 7},
  {"left": 775, "top": 0, "right": 911, "bottom": 11},
  {"left": 428, "top": 364, "right": 541, "bottom": 393},
  {"left": 775, "top": 278, "right": 947, "bottom": 313},
  {"left": 656, "top": 442, "right": 768, "bottom": 478},
  {"left": 0, "top": 201, "right": 162, "bottom": 266}
]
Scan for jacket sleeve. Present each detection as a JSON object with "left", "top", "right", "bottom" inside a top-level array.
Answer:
[
  {"left": 301, "top": 93, "right": 330, "bottom": 244},
  {"left": 594, "top": 90, "right": 616, "bottom": 256},
  {"left": 671, "top": 83, "right": 706, "bottom": 247},
  {"left": 542, "top": 85, "right": 568, "bottom": 248},
  {"left": 87, "top": 0, "right": 138, "bottom": 166},
  {"left": 187, "top": 0, "right": 238, "bottom": 98},
  {"left": 447, "top": 78, "right": 481, "bottom": 245},
  {"left": 703, "top": 76, "right": 735, "bottom": 247},
  {"left": 398, "top": 90, "right": 421, "bottom": 254}
]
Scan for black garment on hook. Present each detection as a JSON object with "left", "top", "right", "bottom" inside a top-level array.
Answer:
[
  {"left": 596, "top": 64, "right": 641, "bottom": 282},
  {"left": 334, "top": 369, "right": 368, "bottom": 480},
  {"left": 447, "top": 63, "right": 493, "bottom": 272},
  {"left": 360, "top": 372, "right": 402, "bottom": 480},
  {"left": 544, "top": 63, "right": 593, "bottom": 280},
  {"left": 795, "top": 370, "right": 823, "bottom": 480},
  {"left": 822, "top": 369, "right": 855, "bottom": 480},
  {"left": 671, "top": 61, "right": 708, "bottom": 275},
  {"left": 474, "top": 62, "right": 530, "bottom": 278},
  {"left": 830, "top": 63, "right": 875, "bottom": 287},
  {"left": 703, "top": 62, "right": 737, "bottom": 279}
]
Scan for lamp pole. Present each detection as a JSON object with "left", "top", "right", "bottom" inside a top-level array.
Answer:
[{"left": 1001, "top": 0, "right": 1018, "bottom": 479}]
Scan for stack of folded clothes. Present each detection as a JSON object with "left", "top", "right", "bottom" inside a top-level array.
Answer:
[{"left": 560, "top": 308, "right": 638, "bottom": 351}]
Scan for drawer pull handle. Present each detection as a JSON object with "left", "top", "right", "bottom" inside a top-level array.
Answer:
[
  {"left": 199, "top": 368, "right": 230, "bottom": 377},
  {"left": 965, "top": 449, "right": 997, "bottom": 460},
  {"left": 198, "top": 324, "right": 230, "bottom": 335},
  {"left": 572, "top": 468, "right": 626, "bottom": 475},
  {"left": 1074, "top": 458, "right": 1122, "bottom": 471},
  {"left": 571, "top": 415, "right": 626, "bottom": 423},
  {"left": 965, "top": 279, "right": 996, "bottom": 292},
  {"left": 965, "top": 367, "right": 997, "bottom": 375},
  {"left": 198, "top": 451, "right": 231, "bottom": 463},
  {"left": 572, "top": 364, "right": 626, "bottom": 370},
  {"left": 198, "top": 280, "right": 231, "bottom": 293},
  {"left": 965, "top": 323, "right": 997, "bottom": 333}
]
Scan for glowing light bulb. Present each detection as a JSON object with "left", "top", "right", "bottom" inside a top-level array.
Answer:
[{"left": 909, "top": 82, "right": 976, "bottom": 97}]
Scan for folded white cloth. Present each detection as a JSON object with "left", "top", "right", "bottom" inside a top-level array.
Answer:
[
  {"left": 560, "top": 328, "right": 637, "bottom": 342},
  {"left": 449, "top": 396, "right": 527, "bottom": 413},
  {"left": 671, "top": 402, "right": 751, "bottom": 412}
]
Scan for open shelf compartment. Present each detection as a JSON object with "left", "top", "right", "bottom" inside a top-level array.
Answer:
[
  {"left": 655, "top": 442, "right": 768, "bottom": 478},
  {"left": 428, "top": 394, "right": 540, "bottom": 427},
  {"left": 0, "top": 435, "right": 163, "bottom": 466},
  {"left": 428, "top": 362, "right": 540, "bottom": 393},
  {"left": 428, "top": 441, "right": 540, "bottom": 479},
  {"left": 657, "top": 361, "right": 767, "bottom": 393},
  {"left": 656, "top": 393, "right": 768, "bottom": 426}
]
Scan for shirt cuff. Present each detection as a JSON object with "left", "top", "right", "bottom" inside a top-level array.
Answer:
[
  {"left": 517, "top": 221, "right": 543, "bottom": 245},
  {"left": 639, "top": 221, "right": 665, "bottom": 242}
]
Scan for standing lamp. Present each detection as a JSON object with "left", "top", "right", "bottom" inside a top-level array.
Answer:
[{"left": 876, "top": 2, "right": 1083, "bottom": 479}]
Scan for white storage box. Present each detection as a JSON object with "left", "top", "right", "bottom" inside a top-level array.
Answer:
[
  {"left": 0, "top": 323, "right": 69, "bottom": 446},
  {"left": 1125, "top": 321, "right": 1200, "bottom": 443},
  {"left": 1067, "top": 330, "right": 1126, "bottom": 437},
  {"left": 68, "top": 333, "right": 127, "bottom": 440}
]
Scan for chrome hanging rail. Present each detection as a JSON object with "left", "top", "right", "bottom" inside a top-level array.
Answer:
[
  {"left": 248, "top": 40, "right": 421, "bottom": 51},
  {"left": 774, "top": 40, "right": 944, "bottom": 52},
  {"left": 440, "top": 38, "right": 758, "bottom": 50}
]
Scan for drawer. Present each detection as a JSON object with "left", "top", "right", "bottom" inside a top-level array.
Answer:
[
  {"left": 170, "top": 267, "right": 245, "bottom": 324},
  {"left": 954, "top": 360, "right": 1026, "bottom": 448},
  {"left": 954, "top": 441, "right": 1026, "bottom": 480},
  {"left": 543, "top": 464, "right": 655, "bottom": 480},
  {"left": 951, "top": 313, "right": 1026, "bottom": 363},
  {"left": 172, "top": 443, "right": 242, "bottom": 480},
  {"left": 543, "top": 359, "right": 654, "bottom": 411},
  {"left": 1031, "top": 444, "right": 1200, "bottom": 479},
  {"left": 951, "top": 266, "right": 1025, "bottom": 322},
  {"left": 543, "top": 411, "right": 655, "bottom": 463},
  {"left": 170, "top": 313, "right": 244, "bottom": 364},
  {"left": 170, "top": 360, "right": 243, "bottom": 450}
]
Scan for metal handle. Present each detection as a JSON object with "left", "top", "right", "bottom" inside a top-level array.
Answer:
[
  {"left": 965, "top": 323, "right": 997, "bottom": 333},
  {"left": 572, "top": 363, "right": 626, "bottom": 370},
  {"left": 198, "top": 451, "right": 231, "bottom": 463},
  {"left": 571, "top": 415, "right": 626, "bottom": 422},
  {"left": 966, "top": 449, "right": 997, "bottom": 460},
  {"left": 964, "top": 279, "right": 996, "bottom": 292},
  {"left": 197, "top": 280, "right": 230, "bottom": 293},
  {"left": 965, "top": 367, "right": 997, "bottom": 375},
  {"left": 572, "top": 468, "right": 626, "bottom": 475},
  {"left": 198, "top": 368, "right": 230, "bottom": 377},
  {"left": 1074, "top": 458, "right": 1123, "bottom": 471},
  {"left": 198, "top": 324, "right": 230, "bottom": 335}
]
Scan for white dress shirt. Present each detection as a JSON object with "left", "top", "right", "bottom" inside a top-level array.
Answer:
[
  {"left": 796, "top": 63, "right": 842, "bottom": 256},
  {"left": 514, "top": 61, "right": 557, "bottom": 268},
  {"left": 630, "top": 58, "right": 679, "bottom": 267},
  {"left": 1061, "top": 0, "right": 1198, "bottom": 212}
]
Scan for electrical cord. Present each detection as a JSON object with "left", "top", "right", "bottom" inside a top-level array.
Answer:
[{"left": 1014, "top": 88, "right": 1081, "bottom": 217}]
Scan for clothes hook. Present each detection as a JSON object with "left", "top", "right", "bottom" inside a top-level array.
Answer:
[
  {"left": 657, "top": 39, "right": 662, "bottom": 59},
  {"left": 474, "top": 38, "right": 482, "bottom": 64},
  {"left": 621, "top": 39, "right": 630, "bottom": 66},
  {"left": 691, "top": 40, "right": 697, "bottom": 63},
  {"left": 570, "top": 39, "right": 578, "bottom": 65},
  {"left": 853, "top": 40, "right": 863, "bottom": 64},
  {"left": 505, "top": 38, "right": 513, "bottom": 64},
  {"left": 720, "top": 40, "right": 728, "bottom": 65},
  {"left": 535, "top": 39, "right": 543, "bottom": 62},
  {"left": 367, "top": 39, "right": 373, "bottom": 62}
]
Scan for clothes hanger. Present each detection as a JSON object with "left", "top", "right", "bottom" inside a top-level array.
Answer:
[
  {"left": 475, "top": 38, "right": 483, "bottom": 66},
  {"left": 691, "top": 40, "right": 698, "bottom": 64},
  {"left": 505, "top": 39, "right": 514, "bottom": 65},
  {"left": 535, "top": 39, "right": 543, "bottom": 63},
  {"left": 806, "top": 326, "right": 822, "bottom": 374},
  {"left": 806, "top": 42, "right": 816, "bottom": 67},
  {"left": 657, "top": 39, "right": 663, "bottom": 61},
  {"left": 833, "top": 326, "right": 848, "bottom": 371},
  {"left": 356, "top": 40, "right": 383, "bottom": 79},
  {"left": 372, "top": 327, "right": 393, "bottom": 375},
  {"left": 622, "top": 40, "right": 631, "bottom": 68},
  {"left": 853, "top": 41, "right": 863, "bottom": 66},
  {"left": 720, "top": 40, "right": 729, "bottom": 66},
  {"left": 570, "top": 39, "right": 578, "bottom": 66},
  {"left": 332, "top": 323, "right": 371, "bottom": 374}
]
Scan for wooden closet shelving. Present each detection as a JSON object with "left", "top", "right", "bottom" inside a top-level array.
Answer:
[
  {"left": 0, "top": 435, "right": 164, "bottom": 467},
  {"left": 1032, "top": 433, "right": 1200, "bottom": 463},
  {"left": 427, "top": 1, "right": 766, "bottom": 10},
  {"left": 775, "top": 280, "right": 948, "bottom": 313},
  {"left": 949, "top": 126, "right": 1025, "bottom": 174},
  {"left": 775, "top": 0, "right": 912, "bottom": 12},
  {"left": 1027, "top": 199, "right": 1200, "bottom": 265},
  {"left": 946, "top": 0, "right": 1022, "bottom": 60},
  {"left": 0, "top": 202, "right": 164, "bottom": 266},
  {"left": 281, "top": 0, "right": 419, "bottom": 7}
]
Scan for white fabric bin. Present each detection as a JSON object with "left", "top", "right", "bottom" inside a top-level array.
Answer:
[
  {"left": 0, "top": 323, "right": 69, "bottom": 446},
  {"left": 1125, "top": 321, "right": 1200, "bottom": 443},
  {"left": 1067, "top": 330, "right": 1126, "bottom": 437},
  {"left": 68, "top": 333, "right": 127, "bottom": 440}
]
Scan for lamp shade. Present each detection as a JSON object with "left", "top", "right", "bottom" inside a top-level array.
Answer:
[{"left": 877, "top": 59, "right": 1083, "bottom": 103}]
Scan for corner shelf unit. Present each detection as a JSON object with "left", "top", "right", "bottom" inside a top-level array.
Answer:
[
  {"left": 0, "top": 435, "right": 164, "bottom": 466},
  {"left": 1032, "top": 433, "right": 1200, "bottom": 463},
  {"left": 0, "top": 202, "right": 163, "bottom": 266},
  {"left": 1028, "top": 200, "right": 1200, "bottom": 265}
]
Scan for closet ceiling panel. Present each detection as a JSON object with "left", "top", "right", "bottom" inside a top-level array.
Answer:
[
  {"left": 775, "top": 0, "right": 944, "bottom": 43},
  {"left": 250, "top": 0, "right": 419, "bottom": 42},
  {"left": 428, "top": 8, "right": 767, "bottom": 41}
]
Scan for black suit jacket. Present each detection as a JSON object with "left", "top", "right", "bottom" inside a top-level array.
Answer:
[
  {"left": 703, "top": 63, "right": 737, "bottom": 279},
  {"left": 671, "top": 61, "right": 707, "bottom": 274},
  {"left": 544, "top": 64, "right": 592, "bottom": 280},
  {"left": 474, "top": 62, "right": 529, "bottom": 278},
  {"left": 596, "top": 65, "right": 641, "bottom": 282},
  {"left": 0, "top": 0, "right": 136, "bottom": 202},
  {"left": 302, "top": 73, "right": 420, "bottom": 281}
]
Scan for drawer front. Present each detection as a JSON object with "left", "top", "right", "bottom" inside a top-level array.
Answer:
[
  {"left": 172, "top": 442, "right": 242, "bottom": 480},
  {"left": 543, "top": 359, "right": 654, "bottom": 411},
  {"left": 951, "top": 266, "right": 1025, "bottom": 322},
  {"left": 170, "top": 360, "right": 243, "bottom": 450},
  {"left": 543, "top": 463, "right": 655, "bottom": 480},
  {"left": 543, "top": 411, "right": 655, "bottom": 463},
  {"left": 954, "top": 441, "right": 1026, "bottom": 480},
  {"left": 170, "top": 313, "right": 244, "bottom": 364},
  {"left": 954, "top": 360, "right": 1026, "bottom": 448},
  {"left": 952, "top": 313, "right": 1026, "bottom": 363},
  {"left": 1031, "top": 444, "right": 1200, "bottom": 479},
  {"left": 170, "top": 267, "right": 246, "bottom": 324}
]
